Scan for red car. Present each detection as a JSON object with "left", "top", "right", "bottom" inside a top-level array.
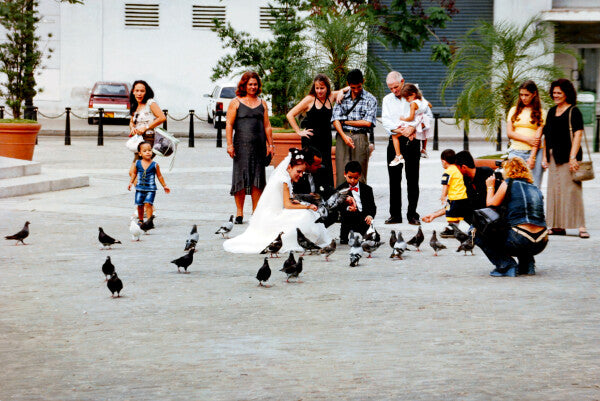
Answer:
[{"left": 88, "top": 82, "right": 130, "bottom": 124}]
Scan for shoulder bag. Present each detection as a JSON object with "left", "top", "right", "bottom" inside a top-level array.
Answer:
[
  {"left": 569, "top": 107, "right": 595, "bottom": 182},
  {"left": 472, "top": 180, "right": 512, "bottom": 240}
]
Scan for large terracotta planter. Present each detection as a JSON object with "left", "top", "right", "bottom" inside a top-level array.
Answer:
[
  {"left": 0, "top": 122, "right": 41, "bottom": 161},
  {"left": 474, "top": 158, "right": 502, "bottom": 169}
]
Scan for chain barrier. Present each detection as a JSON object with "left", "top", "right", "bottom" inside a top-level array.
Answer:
[
  {"left": 37, "top": 110, "right": 66, "bottom": 119},
  {"left": 166, "top": 113, "right": 188, "bottom": 121},
  {"left": 70, "top": 111, "right": 87, "bottom": 119},
  {"left": 193, "top": 113, "right": 208, "bottom": 122}
]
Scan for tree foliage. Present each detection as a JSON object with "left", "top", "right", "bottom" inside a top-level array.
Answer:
[{"left": 441, "top": 17, "right": 578, "bottom": 141}]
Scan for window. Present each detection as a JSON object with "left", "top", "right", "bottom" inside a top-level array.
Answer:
[
  {"left": 124, "top": 3, "right": 159, "bottom": 28},
  {"left": 192, "top": 5, "right": 226, "bottom": 29},
  {"left": 259, "top": 6, "right": 285, "bottom": 29},
  {"left": 220, "top": 87, "right": 236, "bottom": 99}
]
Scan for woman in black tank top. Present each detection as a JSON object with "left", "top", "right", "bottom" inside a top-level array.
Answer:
[{"left": 286, "top": 74, "right": 347, "bottom": 188}]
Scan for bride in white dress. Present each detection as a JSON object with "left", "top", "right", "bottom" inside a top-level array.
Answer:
[{"left": 223, "top": 149, "right": 332, "bottom": 253}]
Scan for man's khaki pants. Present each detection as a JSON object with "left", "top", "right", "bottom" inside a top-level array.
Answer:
[{"left": 335, "top": 131, "right": 369, "bottom": 185}]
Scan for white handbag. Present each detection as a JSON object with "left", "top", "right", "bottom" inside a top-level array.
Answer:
[{"left": 126, "top": 134, "right": 144, "bottom": 153}]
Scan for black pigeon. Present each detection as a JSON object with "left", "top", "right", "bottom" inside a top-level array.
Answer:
[
  {"left": 98, "top": 227, "right": 121, "bottom": 249},
  {"left": 107, "top": 272, "right": 123, "bottom": 298},
  {"left": 280, "top": 256, "right": 303, "bottom": 282},
  {"left": 215, "top": 215, "right": 234, "bottom": 238},
  {"left": 450, "top": 223, "right": 470, "bottom": 243},
  {"left": 389, "top": 230, "right": 397, "bottom": 250},
  {"left": 260, "top": 231, "right": 284, "bottom": 258},
  {"left": 5, "top": 221, "right": 30, "bottom": 245},
  {"left": 429, "top": 230, "right": 446, "bottom": 256},
  {"left": 282, "top": 251, "right": 296, "bottom": 271},
  {"left": 296, "top": 228, "right": 321, "bottom": 255},
  {"left": 457, "top": 231, "right": 475, "bottom": 255},
  {"left": 319, "top": 239, "right": 337, "bottom": 261},
  {"left": 102, "top": 256, "right": 115, "bottom": 281},
  {"left": 407, "top": 226, "right": 424, "bottom": 251},
  {"left": 171, "top": 249, "right": 194, "bottom": 273},
  {"left": 139, "top": 215, "right": 155, "bottom": 233},
  {"left": 256, "top": 257, "right": 272, "bottom": 286},
  {"left": 184, "top": 224, "right": 199, "bottom": 251}
]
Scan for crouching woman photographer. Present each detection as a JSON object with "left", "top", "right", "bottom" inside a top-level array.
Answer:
[{"left": 477, "top": 157, "right": 548, "bottom": 277}]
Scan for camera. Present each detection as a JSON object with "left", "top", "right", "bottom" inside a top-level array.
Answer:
[{"left": 494, "top": 160, "right": 504, "bottom": 189}]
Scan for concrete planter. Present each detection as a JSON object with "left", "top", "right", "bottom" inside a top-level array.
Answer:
[
  {"left": 0, "top": 123, "right": 42, "bottom": 161},
  {"left": 474, "top": 158, "right": 503, "bottom": 169}
]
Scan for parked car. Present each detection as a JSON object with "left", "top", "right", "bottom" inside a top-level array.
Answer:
[
  {"left": 88, "top": 82, "right": 130, "bottom": 124},
  {"left": 203, "top": 82, "right": 237, "bottom": 128}
]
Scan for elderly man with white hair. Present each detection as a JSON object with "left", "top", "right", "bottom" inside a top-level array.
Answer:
[{"left": 381, "top": 71, "right": 426, "bottom": 226}]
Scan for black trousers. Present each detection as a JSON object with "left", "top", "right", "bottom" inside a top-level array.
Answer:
[
  {"left": 340, "top": 212, "right": 369, "bottom": 241},
  {"left": 387, "top": 137, "right": 420, "bottom": 220}
]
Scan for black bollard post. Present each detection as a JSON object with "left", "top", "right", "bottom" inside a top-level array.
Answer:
[
  {"left": 216, "top": 110, "right": 223, "bottom": 147},
  {"left": 463, "top": 120, "right": 469, "bottom": 151},
  {"left": 188, "top": 109, "right": 195, "bottom": 148},
  {"left": 595, "top": 114, "right": 600, "bottom": 153},
  {"left": 162, "top": 109, "right": 168, "bottom": 130},
  {"left": 98, "top": 108, "right": 104, "bottom": 146},
  {"left": 65, "top": 107, "right": 71, "bottom": 145},
  {"left": 0, "top": 106, "right": 4, "bottom": 119},
  {"left": 496, "top": 124, "right": 502, "bottom": 151},
  {"left": 433, "top": 113, "right": 439, "bottom": 151}
]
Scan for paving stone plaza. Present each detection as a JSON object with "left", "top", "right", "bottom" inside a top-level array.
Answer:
[{"left": 1, "top": 125, "right": 599, "bottom": 400}]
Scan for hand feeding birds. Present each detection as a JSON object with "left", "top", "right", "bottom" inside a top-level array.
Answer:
[
  {"left": 98, "top": 227, "right": 122, "bottom": 249},
  {"left": 5, "top": 221, "right": 30, "bottom": 245},
  {"left": 256, "top": 257, "right": 272, "bottom": 287},
  {"left": 184, "top": 224, "right": 199, "bottom": 251},
  {"left": 429, "top": 230, "right": 446, "bottom": 256},
  {"left": 129, "top": 216, "right": 143, "bottom": 241},
  {"left": 260, "top": 231, "right": 284, "bottom": 258},
  {"left": 171, "top": 249, "right": 194, "bottom": 273},
  {"left": 215, "top": 215, "right": 234, "bottom": 239}
]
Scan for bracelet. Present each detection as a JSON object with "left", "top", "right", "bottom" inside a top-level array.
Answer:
[{"left": 487, "top": 186, "right": 494, "bottom": 190}]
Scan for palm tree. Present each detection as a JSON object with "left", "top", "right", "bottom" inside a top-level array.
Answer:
[{"left": 441, "top": 17, "right": 578, "bottom": 142}]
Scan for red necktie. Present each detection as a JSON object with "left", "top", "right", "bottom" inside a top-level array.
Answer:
[{"left": 349, "top": 186, "right": 358, "bottom": 192}]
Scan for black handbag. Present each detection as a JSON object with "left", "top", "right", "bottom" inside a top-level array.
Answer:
[{"left": 473, "top": 207, "right": 506, "bottom": 239}]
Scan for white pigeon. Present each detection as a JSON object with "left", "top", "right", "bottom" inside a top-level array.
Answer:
[
  {"left": 129, "top": 216, "right": 143, "bottom": 241},
  {"left": 215, "top": 215, "right": 234, "bottom": 239}
]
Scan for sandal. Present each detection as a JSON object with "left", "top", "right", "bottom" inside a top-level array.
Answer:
[
  {"left": 579, "top": 230, "right": 590, "bottom": 239},
  {"left": 235, "top": 216, "right": 243, "bottom": 224},
  {"left": 548, "top": 228, "right": 566, "bottom": 236}
]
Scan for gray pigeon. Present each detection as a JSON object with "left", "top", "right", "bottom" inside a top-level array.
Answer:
[
  {"left": 184, "top": 224, "right": 199, "bottom": 251},
  {"left": 296, "top": 228, "right": 321, "bottom": 255},
  {"left": 391, "top": 231, "right": 408, "bottom": 259},
  {"left": 349, "top": 236, "right": 363, "bottom": 267},
  {"left": 406, "top": 226, "right": 424, "bottom": 251},
  {"left": 456, "top": 231, "right": 475, "bottom": 255},
  {"left": 260, "top": 231, "right": 284, "bottom": 258},
  {"left": 361, "top": 239, "right": 382, "bottom": 258},
  {"left": 450, "top": 223, "right": 470, "bottom": 243},
  {"left": 107, "top": 272, "right": 123, "bottom": 298},
  {"left": 5, "top": 221, "right": 30, "bottom": 245},
  {"left": 429, "top": 230, "right": 446, "bottom": 256},
  {"left": 319, "top": 239, "right": 337, "bottom": 261},
  {"left": 102, "top": 256, "right": 115, "bottom": 281},
  {"left": 389, "top": 230, "right": 397, "bottom": 250},
  {"left": 280, "top": 256, "right": 303, "bottom": 282},
  {"left": 364, "top": 224, "right": 380, "bottom": 242},
  {"left": 256, "top": 257, "right": 272, "bottom": 286},
  {"left": 215, "top": 215, "right": 234, "bottom": 238},
  {"left": 98, "top": 227, "right": 121, "bottom": 249},
  {"left": 171, "top": 249, "right": 194, "bottom": 273}
]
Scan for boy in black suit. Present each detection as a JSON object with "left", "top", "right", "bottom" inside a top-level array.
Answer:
[{"left": 338, "top": 161, "right": 376, "bottom": 244}]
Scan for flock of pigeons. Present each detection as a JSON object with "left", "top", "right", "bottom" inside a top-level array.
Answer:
[{"left": 4, "top": 211, "right": 476, "bottom": 296}]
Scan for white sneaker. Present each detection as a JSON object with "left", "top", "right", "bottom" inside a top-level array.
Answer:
[
  {"left": 389, "top": 156, "right": 404, "bottom": 167},
  {"left": 420, "top": 150, "right": 429, "bottom": 158}
]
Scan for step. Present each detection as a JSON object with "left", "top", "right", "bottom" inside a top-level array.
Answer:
[
  {"left": 0, "top": 156, "right": 42, "bottom": 179},
  {"left": 0, "top": 170, "right": 89, "bottom": 198}
]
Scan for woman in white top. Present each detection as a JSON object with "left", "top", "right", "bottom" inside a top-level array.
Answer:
[
  {"left": 223, "top": 148, "right": 332, "bottom": 253},
  {"left": 129, "top": 80, "right": 166, "bottom": 155}
]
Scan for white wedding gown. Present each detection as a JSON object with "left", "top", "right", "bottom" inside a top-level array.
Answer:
[{"left": 223, "top": 154, "right": 332, "bottom": 254}]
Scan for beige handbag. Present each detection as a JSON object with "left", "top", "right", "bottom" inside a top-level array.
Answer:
[{"left": 568, "top": 107, "right": 595, "bottom": 182}]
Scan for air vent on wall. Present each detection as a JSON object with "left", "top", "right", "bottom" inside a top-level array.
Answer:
[
  {"left": 125, "top": 3, "right": 159, "bottom": 28},
  {"left": 259, "top": 6, "right": 285, "bottom": 29},
  {"left": 192, "top": 5, "right": 226, "bottom": 29}
]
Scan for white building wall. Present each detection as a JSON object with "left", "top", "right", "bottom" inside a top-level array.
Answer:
[{"left": 34, "top": 0, "right": 272, "bottom": 115}]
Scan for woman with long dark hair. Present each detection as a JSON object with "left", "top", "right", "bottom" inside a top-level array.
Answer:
[
  {"left": 286, "top": 74, "right": 346, "bottom": 187},
  {"left": 506, "top": 80, "right": 546, "bottom": 188},
  {"left": 226, "top": 71, "right": 274, "bottom": 224},
  {"left": 129, "top": 80, "right": 166, "bottom": 147},
  {"left": 541, "top": 78, "right": 589, "bottom": 238}
]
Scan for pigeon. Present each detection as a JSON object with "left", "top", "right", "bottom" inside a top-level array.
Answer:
[
  {"left": 107, "top": 272, "right": 123, "bottom": 298},
  {"left": 171, "top": 249, "right": 194, "bottom": 273},
  {"left": 280, "top": 256, "right": 303, "bottom": 282},
  {"left": 215, "top": 215, "right": 234, "bottom": 238},
  {"left": 98, "top": 227, "right": 121, "bottom": 249},
  {"left": 391, "top": 230, "right": 408, "bottom": 259},
  {"left": 102, "top": 256, "right": 115, "bottom": 281},
  {"left": 184, "top": 224, "right": 199, "bottom": 251},
  {"left": 450, "top": 223, "right": 470, "bottom": 243},
  {"left": 296, "top": 228, "right": 321, "bottom": 255},
  {"left": 457, "top": 231, "right": 475, "bottom": 255},
  {"left": 5, "top": 221, "right": 30, "bottom": 245},
  {"left": 256, "top": 257, "right": 272, "bottom": 286},
  {"left": 129, "top": 217, "right": 143, "bottom": 241},
  {"left": 429, "top": 230, "right": 446, "bottom": 256},
  {"left": 139, "top": 215, "right": 155, "bottom": 233},
  {"left": 407, "top": 226, "right": 424, "bottom": 251},
  {"left": 291, "top": 193, "right": 321, "bottom": 205},
  {"left": 361, "top": 239, "right": 382, "bottom": 258},
  {"left": 319, "top": 239, "right": 337, "bottom": 261},
  {"left": 349, "top": 230, "right": 363, "bottom": 244},
  {"left": 349, "top": 235, "right": 363, "bottom": 267},
  {"left": 389, "top": 230, "right": 397, "bottom": 250},
  {"left": 325, "top": 187, "right": 352, "bottom": 211},
  {"left": 260, "top": 231, "right": 284, "bottom": 258},
  {"left": 282, "top": 251, "right": 296, "bottom": 272},
  {"left": 364, "top": 224, "right": 380, "bottom": 242}
]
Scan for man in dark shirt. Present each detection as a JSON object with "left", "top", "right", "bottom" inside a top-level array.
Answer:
[{"left": 292, "top": 147, "right": 334, "bottom": 198}]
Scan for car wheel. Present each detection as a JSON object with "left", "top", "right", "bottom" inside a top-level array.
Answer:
[{"left": 207, "top": 111, "right": 213, "bottom": 124}]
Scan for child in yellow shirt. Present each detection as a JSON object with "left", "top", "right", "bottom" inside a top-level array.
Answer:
[{"left": 439, "top": 149, "right": 470, "bottom": 237}]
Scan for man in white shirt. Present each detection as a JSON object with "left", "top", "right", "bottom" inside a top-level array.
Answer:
[{"left": 381, "top": 71, "right": 422, "bottom": 226}]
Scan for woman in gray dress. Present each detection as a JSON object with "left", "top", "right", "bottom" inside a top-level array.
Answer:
[{"left": 226, "top": 72, "right": 274, "bottom": 224}]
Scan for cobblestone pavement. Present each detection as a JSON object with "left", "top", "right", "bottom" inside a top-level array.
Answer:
[{"left": 1, "top": 137, "right": 599, "bottom": 400}]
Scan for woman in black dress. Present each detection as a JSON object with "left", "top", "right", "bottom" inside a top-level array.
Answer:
[
  {"left": 226, "top": 72, "right": 274, "bottom": 224},
  {"left": 286, "top": 74, "right": 346, "bottom": 187}
]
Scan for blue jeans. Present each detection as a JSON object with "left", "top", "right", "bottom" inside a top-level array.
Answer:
[
  {"left": 508, "top": 148, "right": 544, "bottom": 189},
  {"left": 475, "top": 228, "right": 548, "bottom": 274}
]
